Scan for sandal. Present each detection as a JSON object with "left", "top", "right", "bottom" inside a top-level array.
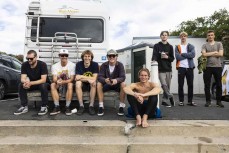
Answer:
[
  {"left": 178, "top": 102, "right": 184, "bottom": 106},
  {"left": 187, "top": 102, "right": 197, "bottom": 106}
]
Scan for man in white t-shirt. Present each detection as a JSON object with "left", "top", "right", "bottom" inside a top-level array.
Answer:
[
  {"left": 175, "top": 32, "right": 196, "bottom": 106},
  {"left": 50, "top": 49, "right": 75, "bottom": 116}
]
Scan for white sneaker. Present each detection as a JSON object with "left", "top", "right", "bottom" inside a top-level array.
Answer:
[
  {"left": 14, "top": 106, "right": 28, "bottom": 115},
  {"left": 38, "top": 106, "right": 48, "bottom": 116}
]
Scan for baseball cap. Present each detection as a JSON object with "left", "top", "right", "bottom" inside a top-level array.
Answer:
[
  {"left": 107, "top": 49, "right": 118, "bottom": 56},
  {"left": 59, "top": 49, "right": 69, "bottom": 55}
]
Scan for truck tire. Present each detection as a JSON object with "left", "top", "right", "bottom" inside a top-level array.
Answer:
[{"left": 0, "top": 81, "right": 5, "bottom": 100}]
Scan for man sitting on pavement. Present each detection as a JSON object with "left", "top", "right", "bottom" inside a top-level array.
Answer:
[
  {"left": 75, "top": 50, "right": 99, "bottom": 115},
  {"left": 14, "top": 50, "right": 50, "bottom": 116},
  {"left": 124, "top": 68, "right": 161, "bottom": 128},
  {"left": 97, "top": 49, "right": 126, "bottom": 116},
  {"left": 50, "top": 49, "right": 75, "bottom": 116}
]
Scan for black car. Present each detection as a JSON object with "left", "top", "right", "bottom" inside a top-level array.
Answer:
[{"left": 0, "top": 54, "right": 22, "bottom": 100}]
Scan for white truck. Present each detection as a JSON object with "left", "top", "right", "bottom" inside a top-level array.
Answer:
[
  {"left": 24, "top": 0, "right": 109, "bottom": 67},
  {"left": 24, "top": 0, "right": 119, "bottom": 106}
]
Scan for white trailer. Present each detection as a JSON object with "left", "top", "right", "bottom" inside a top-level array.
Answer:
[
  {"left": 24, "top": 0, "right": 109, "bottom": 70},
  {"left": 117, "top": 36, "right": 206, "bottom": 94}
]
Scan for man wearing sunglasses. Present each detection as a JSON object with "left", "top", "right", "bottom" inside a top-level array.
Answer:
[
  {"left": 50, "top": 49, "right": 75, "bottom": 116},
  {"left": 97, "top": 49, "right": 126, "bottom": 116},
  {"left": 14, "top": 50, "right": 50, "bottom": 115},
  {"left": 75, "top": 50, "right": 99, "bottom": 115}
]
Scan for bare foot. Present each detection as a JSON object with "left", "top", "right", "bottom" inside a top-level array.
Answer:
[
  {"left": 142, "top": 114, "right": 149, "bottom": 128},
  {"left": 136, "top": 115, "right": 142, "bottom": 126}
]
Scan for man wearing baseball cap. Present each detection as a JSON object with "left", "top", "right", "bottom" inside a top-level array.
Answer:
[
  {"left": 97, "top": 49, "right": 126, "bottom": 116},
  {"left": 50, "top": 49, "right": 75, "bottom": 116}
]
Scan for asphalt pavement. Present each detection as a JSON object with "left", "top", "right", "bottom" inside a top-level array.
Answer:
[{"left": 0, "top": 94, "right": 228, "bottom": 120}]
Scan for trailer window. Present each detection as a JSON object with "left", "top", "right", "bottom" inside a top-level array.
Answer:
[{"left": 31, "top": 18, "right": 104, "bottom": 43}]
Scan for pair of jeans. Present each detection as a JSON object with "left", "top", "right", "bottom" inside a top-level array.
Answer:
[
  {"left": 127, "top": 94, "right": 158, "bottom": 118},
  {"left": 178, "top": 67, "right": 194, "bottom": 102},
  {"left": 19, "top": 83, "right": 49, "bottom": 107},
  {"left": 203, "top": 67, "right": 222, "bottom": 102}
]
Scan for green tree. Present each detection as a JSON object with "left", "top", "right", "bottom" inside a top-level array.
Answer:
[{"left": 170, "top": 8, "right": 229, "bottom": 59}]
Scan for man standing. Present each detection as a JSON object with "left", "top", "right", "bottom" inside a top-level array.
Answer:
[
  {"left": 97, "top": 49, "right": 126, "bottom": 116},
  {"left": 175, "top": 32, "right": 196, "bottom": 106},
  {"left": 152, "top": 31, "right": 175, "bottom": 107},
  {"left": 202, "top": 30, "right": 224, "bottom": 107},
  {"left": 14, "top": 50, "right": 50, "bottom": 115},
  {"left": 124, "top": 68, "right": 161, "bottom": 128},
  {"left": 75, "top": 50, "right": 99, "bottom": 115},
  {"left": 50, "top": 49, "right": 75, "bottom": 115}
]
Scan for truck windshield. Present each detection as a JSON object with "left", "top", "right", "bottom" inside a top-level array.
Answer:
[{"left": 31, "top": 17, "right": 104, "bottom": 43}]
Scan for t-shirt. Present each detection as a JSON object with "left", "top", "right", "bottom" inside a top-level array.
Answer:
[
  {"left": 180, "top": 44, "right": 189, "bottom": 68},
  {"left": 21, "top": 60, "right": 50, "bottom": 83},
  {"left": 202, "top": 42, "right": 223, "bottom": 67},
  {"left": 75, "top": 61, "right": 99, "bottom": 77},
  {"left": 51, "top": 61, "right": 75, "bottom": 80}
]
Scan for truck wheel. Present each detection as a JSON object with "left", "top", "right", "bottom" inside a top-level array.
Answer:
[{"left": 0, "top": 81, "right": 5, "bottom": 100}]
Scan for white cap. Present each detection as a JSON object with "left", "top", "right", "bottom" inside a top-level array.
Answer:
[{"left": 59, "top": 49, "right": 69, "bottom": 55}]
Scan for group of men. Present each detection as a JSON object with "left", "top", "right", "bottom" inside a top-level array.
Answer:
[
  {"left": 14, "top": 49, "right": 126, "bottom": 117},
  {"left": 13, "top": 29, "right": 225, "bottom": 127},
  {"left": 152, "top": 30, "right": 224, "bottom": 108}
]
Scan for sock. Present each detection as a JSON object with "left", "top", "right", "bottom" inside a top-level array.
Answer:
[
  {"left": 66, "top": 101, "right": 71, "bottom": 107},
  {"left": 119, "top": 102, "right": 125, "bottom": 108},
  {"left": 99, "top": 102, "right": 104, "bottom": 108},
  {"left": 54, "top": 101, "right": 59, "bottom": 107},
  {"left": 89, "top": 102, "right": 94, "bottom": 107},
  {"left": 79, "top": 101, "right": 84, "bottom": 107}
]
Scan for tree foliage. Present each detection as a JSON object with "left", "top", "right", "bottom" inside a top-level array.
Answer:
[
  {"left": 0, "top": 51, "right": 23, "bottom": 62},
  {"left": 170, "top": 8, "right": 229, "bottom": 59}
]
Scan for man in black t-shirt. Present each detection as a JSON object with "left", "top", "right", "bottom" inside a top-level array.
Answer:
[
  {"left": 75, "top": 50, "right": 99, "bottom": 115},
  {"left": 14, "top": 50, "right": 50, "bottom": 116}
]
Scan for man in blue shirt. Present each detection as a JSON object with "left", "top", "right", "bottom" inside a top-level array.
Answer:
[{"left": 75, "top": 50, "right": 99, "bottom": 115}]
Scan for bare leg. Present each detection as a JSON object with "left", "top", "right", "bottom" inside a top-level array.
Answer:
[
  {"left": 136, "top": 115, "right": 142, "bottom": 126},
  {"left": 51, "top": 83, "right": 59, "bottom": 102},
  {"left": 97, "top": 82, "right": 104, "bottom": 103},
  {"left": 142, "top": 114, "right": 149, "bottom": 128},
  {"left": 119, "top": 82, "right": 126, "bottom": 103},
  {"left": 66, "top": 83, "right": 73, "bottom": 101},
  {"left": 90, "top": 82, "right": 96, "bottom": 106}
]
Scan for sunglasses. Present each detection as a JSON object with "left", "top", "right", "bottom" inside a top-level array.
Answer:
[
  {"left": 108, "top": 55, "right": 116, "bottom": 58},
  {"left": 26, "top": 57, "right": 35, "bottom": 61},
  {"left": 60, "top": 54, "right": 69, "bottom": 57}
]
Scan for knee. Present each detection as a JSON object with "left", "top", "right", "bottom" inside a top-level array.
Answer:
[
  {"left": 120, "top": 82, "right": 126, "bottom": 88},
  {"left": 51, "top": 83, "right": 57, "bottom": 90},
  {"left": 149, "top": 95, "right": 158, "bottom": 102},
  {"left": 75, "top": 81, "right": 82, "bottom": 89},
  {"left": 67, "top": 83, "right": 73, "bottom": 90},
  {"left": 39, "top": 83, "right": 48, "bottom": 90},
  {"left": 97, "top": 82, "right": 103, "bottom": 90}
]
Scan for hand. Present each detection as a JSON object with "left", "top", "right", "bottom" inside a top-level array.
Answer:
[
  {"left": 110, "top": 79, "right": 117, "bottom": 85},
  {"left": 137, "top": 96, "right": 144, "bottom": 104},
  {"left": 105, "top": 78, "right": 112, "bottom": 85},
  {"left": 75, "top": 75, "right": 81, "bottom": 81},
  {"left": 57, "top": 79, "right": 63, "bottom": 85},
  {"left": 23, "top": 81, "right": 31, "bottom": 89},
  {"left": 88, "top": 79, "right": 96, "bottom": 86}
]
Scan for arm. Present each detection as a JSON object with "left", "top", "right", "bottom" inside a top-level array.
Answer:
[
  {"left": 167, "top": 45, "right": 175, "bottom": 62},
  {"left": 140, "top": 83, "right": 161, "bottom": 97},
  {"left": 62, "top": 75, "right": 74, "bottom": 84},
  {"left": 30, "top": 74, "right": 47, "bottom": 85},
  {"left": 21, "top": 74, "right": 27, "bottom": 83},
  {"left": 123, "top": 83, "right": 136, "bottom": 96},
  {"left": 175, "top": 45, "right": 186, "bottom": 61},
  {"left": 115, "top": 62, "right": 126, "bottom": 83},
  {"left": 181, "top": 44, "right": 195, "bottom": 59}
]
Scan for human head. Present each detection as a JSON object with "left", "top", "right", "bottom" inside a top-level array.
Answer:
[
  {"left": 81, "top": 50, "right": 94, "bottom": 61},
  {"left": 207, "top": 30, "right": 215, "bottom": 42},
  {"left": 59, "top": 49, "right": 69, "bottom": 62},
  {"left": 26, "top": 50, "right": 37, "bottom": 65},
  {"left": 160, "top": 31, "right": 169, "bottom": 42},
  {"left": 107, "top": 49, "right": 118, "bottom": 65},
  {"left": 138, "top": 68, "right": 150, "bottom": 82},
  {"left": 179, "top": 31, "right": 188, "bottom": 43}
]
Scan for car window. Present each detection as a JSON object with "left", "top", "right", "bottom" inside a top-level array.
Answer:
[
  {"left": 0, "top": 58, "right": 13, "bottom": 68},
  {"left": 12, "top": 59, "right": 21, "bottom": 70}
]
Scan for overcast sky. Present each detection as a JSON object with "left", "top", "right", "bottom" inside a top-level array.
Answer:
[{"left": 0, "top": 0, "right": 228, "bottom": 55}]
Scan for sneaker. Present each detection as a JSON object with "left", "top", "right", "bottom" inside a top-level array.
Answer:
[
  {"left": 187, "top": 102, "right": 197, "bottom": 106},
  {"left": 14, "top": 106, "right": 28, "bottom": 115},
  {"left": 169, "top": 97, "right": 175, "bottom": 106},
  {"left": 216, "top": 101, "right": 224, "bottom": 108},
  {"left": 178, "top": 102, "right": 184, "bottom": 106},
  {"left": 205, "top": 101, "right": 211, "bottom": 107},
  {"left": 161, "top": 102, "right": 171, "bottom": 107},
  {"left": 38, "top": 106, "right": 48, "bottom": 116},
  {"left": 97, "top": 107, "right": 104, "bottom": 116},
  {"left": 65, "top": 107, "right": 72, "bottom": 116},
  {"left": 88, "top": 106, "right": 96, "bottom": 115},
  {"left": 117, "top": 107, "right": 124, "bottom": 116},
  {"left": 77, "top": 106, "right": 84, "bottom": 115},
  {"left": 50, "top": 106, "right": 61, "bottom": 115}
]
